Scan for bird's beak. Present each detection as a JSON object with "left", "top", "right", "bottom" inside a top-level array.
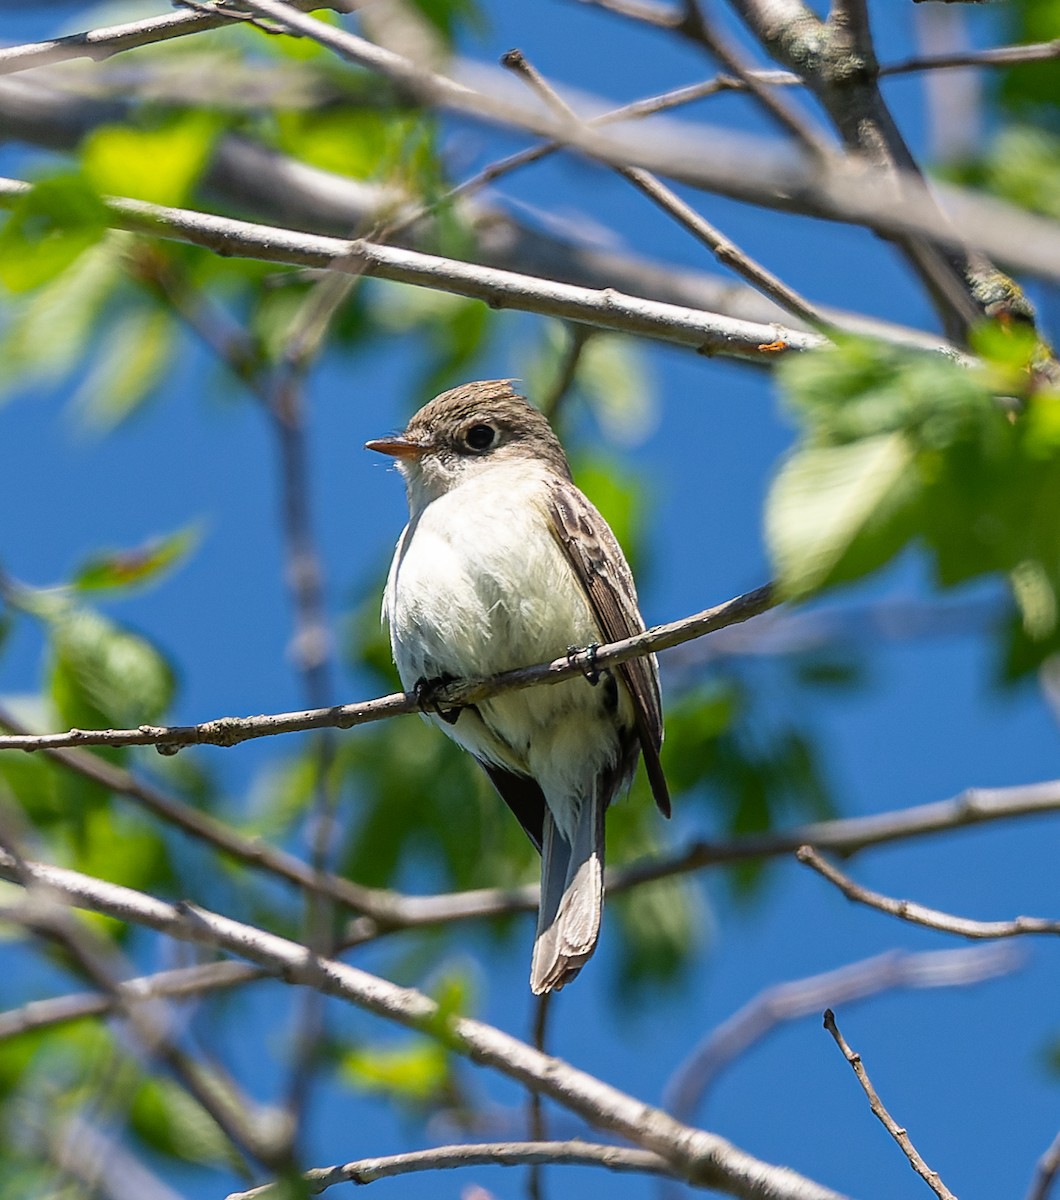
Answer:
[{"left": 364, "top": 435, "right": 426, "bottom": 460}]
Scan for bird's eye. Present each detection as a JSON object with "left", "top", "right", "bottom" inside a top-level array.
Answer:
[{"left": 465, "top": 424, "right": 496, "bottom": 451}]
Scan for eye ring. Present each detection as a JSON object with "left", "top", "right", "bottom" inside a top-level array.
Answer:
[{"left": 465, "top": 423, "right": 496, "bottom": 451}]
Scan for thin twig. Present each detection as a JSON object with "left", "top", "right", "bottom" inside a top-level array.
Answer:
[
  {"left": 676, "top": 0, "right": 834, "bottom": 158},
  {"left": 1026, "top": 1129, "right": 1060, "bottom": 1200},
  {"left": 501, "top": 50, "right": 833, "bottom": 333},
  {"left": 0, "top": 584, "right": 776, "bottom": 753},
  {"left": 0, "top": 704, "right": 396, "bottom": 919},
  {"left": 797, "top": 846, "right": 1060, "bottom": 938},
  {"left": 882, "top": 38, "right": 1060, "bottom": 76},
  {"left": 0, "top": 177, "right": 835, "bottom": 361},
  {"left": 0, "top": 961, "right": 264, "bottom": 1041},
  {"left": 0, "top": 845, "right": 850, "bottom": 1200},
  {"left": 207, "top": 2, "right": 1060, "bottom": 285},
  {"left": 226, "top": 1140, "right": 676, "bottom": 1198},
  {"left": 538, "top": 325, "right": 594, "bottom": 423},
  {"left": 664, "top": 945, "right": 1019, "bottom": 1121},
  {"left": 822, "top": 1009, "right": 958, "bottom": 1200},
  {"left": 527, "top": 993, "right": 554, "bottom": 1200}
]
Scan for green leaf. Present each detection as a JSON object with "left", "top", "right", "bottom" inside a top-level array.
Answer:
[
  {"left": 82, "top": 113, "right": 219, "bottom": 206},
  {"left": 0, "top": 175, "right": 110, "bottom": 293},
  {"left": 0, "top": 235, "right": 125, "bottom": 394},
  {"left": 340, "top": 1038, "right": 450, "bottom": 1105},
  {"left": 48, "top": 607, "right": 175, "bottom": 730},
  {"left": 766, "top": 432, "right": 917, "bottom": 599},
  {"left": 130, "top": 1074, "right": 244, "bottom": 1169},
  {"left": 73, "top": 526, "right": 201, "bottom": 594},
  {"left": 577, "top": 334, "right": 656, "bottom": 446},
  {"left": 611, "top": 874, "right": 702, "bottom": 996},
  {"left": 71, "top": 304, "right": 177, "bottom": 430}
]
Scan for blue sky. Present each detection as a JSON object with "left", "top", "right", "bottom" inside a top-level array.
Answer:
[{"left": 1, "top": 3, "right": 1058, "bottom": 1198}]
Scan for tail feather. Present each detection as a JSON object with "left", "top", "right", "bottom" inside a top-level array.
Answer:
[{"left": 530, "top": 796, "right": 605, "bottom": 994}]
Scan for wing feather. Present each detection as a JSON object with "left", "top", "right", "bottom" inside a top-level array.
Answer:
[{"left": 544, "top": 479, "right": 670, "bottom": 817}]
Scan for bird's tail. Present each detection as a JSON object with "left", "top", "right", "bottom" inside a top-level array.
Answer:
[{"left": 530, "top": 794, "right": 605, "bottom": 995}]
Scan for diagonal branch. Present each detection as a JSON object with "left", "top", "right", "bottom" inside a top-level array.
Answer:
[
  {"left": 664, "top": 944, "right": 1019, "bottom": 1122},
  {"left": 822, "top": 1009, "right": 957, "bottom": 1200},
  {"left": 501, "top": 48, "right": 832, "bottom": 333},
  {"left": 0, "top": 584, "right": 775, "bottom": 753},
  {"left": 0, "top": 845, "right": 851, "bottom": 1200},
  {"left": 1027, "top": 1129, "right": 1060, "bottom": 1200},
  {"left": 797, "top": 846, "right": 1060, "bottom": 938},
  {"left": 0, "top": 960, "right": 264, "bottom": 1041}
]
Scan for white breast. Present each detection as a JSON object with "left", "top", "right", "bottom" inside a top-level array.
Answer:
[{"left": 383, "top": 461, "right": 631, "bottom": 815}]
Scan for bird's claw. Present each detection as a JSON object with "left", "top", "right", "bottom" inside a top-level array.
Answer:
[
  {"left": 567, "top": 642, "right": 601, "bottom": 686},
  {"left": 414, "top": 675, "right": 462, "bottom": 725}
]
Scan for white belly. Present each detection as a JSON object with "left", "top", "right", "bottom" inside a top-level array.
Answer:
[{"left": 384, "top": 465, "right": 631, "bottom": 815}]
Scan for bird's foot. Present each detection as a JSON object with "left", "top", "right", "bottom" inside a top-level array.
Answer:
[
  {"left": 567, "top": 642, "right": 600, "bottom": 686},
  {"left": 414, "top": 674, "right": 462, "bottom": 725}
]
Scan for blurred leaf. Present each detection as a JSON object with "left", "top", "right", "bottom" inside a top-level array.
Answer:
[
  {"left": 769, "top": 338, "right": 1060, "bottom": 651},
  {"left": 767, "top": 433, "right": 917, "bottom": 600},
  {"left": 999, "top": 0, "right": 1060, "bottom": 121},
  {"left": 0, "top": 175, "right": 109, "bottom": 293},
  {"left": 61, "top": 806, "right": 173, "bottom": 901},
  {"left": 0, "top": 236, "right": 125, "bottom": 395},
  {"left": 73, "top": 526, "right": 200, "bottom": 594},
  {"left": 129, "top": 1075, "right": 238, "bottom": 1169},
  {"left": 71, "top": 304, "right": 177, "bottom": 430},
  {"left": 578, "top": 335, "right": 657, "bottom": 446},
  {"left": 661, "top": 681, "right": 834, "bottom": 898},
  {"left": 82, "top": 113, "right": 220, "bottom": 206},
  {"left": 610, "top": 873, "right": 702, "bottom": 997},
  {"left": 48, "top": 607, "right": 175, "bottom": 730},
  {"left": 792, "top": 652, "right": 865, "bottom": 689},
  {"left": 340, "top": 1038, "right": 450, "bottom": 1105},
  {"left": 951, "top": 126, "right": 1060, "bottom": 220}
]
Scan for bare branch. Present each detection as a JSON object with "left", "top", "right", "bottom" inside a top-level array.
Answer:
[
  {"left": 0, "top": 176, "right": 834, "bottom": 362},
  {"left": 0, "top": 705, "right": 398, "bottom": 919},
  {"left": 135, "top": 4, "right": 1060, "bottom": 285},
  {"left": 0, "top": 585, "right": 775, "bottom": 753},
  {"left": 501, "top": 49, "right": 833, "bottom": 332},
  {"left": 0, "top": 847, "right": 851, "bottom": 1200},
  {"left": 677, "top": 0, "right": 835, "bottom": 158},
  {"left": 797, "top": 846, "right": 1060, "bottom": 939},
  {"left": 359, "top": 778, "right": 1060, "bottom": 935},
  {"left": 0, "top": 0, "right": 332, "bottom": 74},
  {"left": 0, "top": 961, "right": 264, "bottom": 1041},
  {"left": 664, "top": 945, "right": 1019, "bottom": 1122},
  {"left": 228, "top": 1140, "right": 675, "bottom": 1198},
  {"left": 1027, "top": 1129, "right": 1060, "bottom": 1200},
  {"left": 822, "top": 1009, "right": 958, "bottom": 1200},
  {"left": 882, "top": 38, "right": 1060, "bottom": 77}
]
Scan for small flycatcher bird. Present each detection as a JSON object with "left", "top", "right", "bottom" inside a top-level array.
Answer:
[{"left": 367, "top": 380, "right": 669, "bottom": 993}]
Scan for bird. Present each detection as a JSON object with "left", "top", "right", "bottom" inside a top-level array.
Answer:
[{"left": 366, "top": 379, "right": 668, "bottom": 993}]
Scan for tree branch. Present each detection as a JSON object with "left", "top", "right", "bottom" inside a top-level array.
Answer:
[
  {"left": 822, "top": 1009, "right": 957, "bottom": 1200},
  {"left": 356, "top": 778, "right": 1060, "bottom": 935},
  {"left": 0, "top": 704, "right": 399, "bottom": 920},
  {"left": 1027, "top": 1129, "right": 1060, "bottom": 1200},
  {"left": 0, "top": 847, "right": 851, "bottom": 1200},
  {"left": 0, "top": 960, "right": 263, "bottom": 1041},
  {"left": 227, "top": 1140, "right": 675, "bottom": 1198},
  {"left": 797, "top": 846, "right": 1060, "bottom": 938},
  {"left": 664, "top": 945, "right": 1019, "bottom": 1122},
  {"left": 501, "top": 48, "right": 833, "bottom": 333},
  {"left": 0, "top": 585, "right": 775, "bottom": 753}
]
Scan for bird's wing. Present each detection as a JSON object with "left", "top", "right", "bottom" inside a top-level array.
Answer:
[{"left": 544, "top": 477, "right": 670, "bottom": 817}]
